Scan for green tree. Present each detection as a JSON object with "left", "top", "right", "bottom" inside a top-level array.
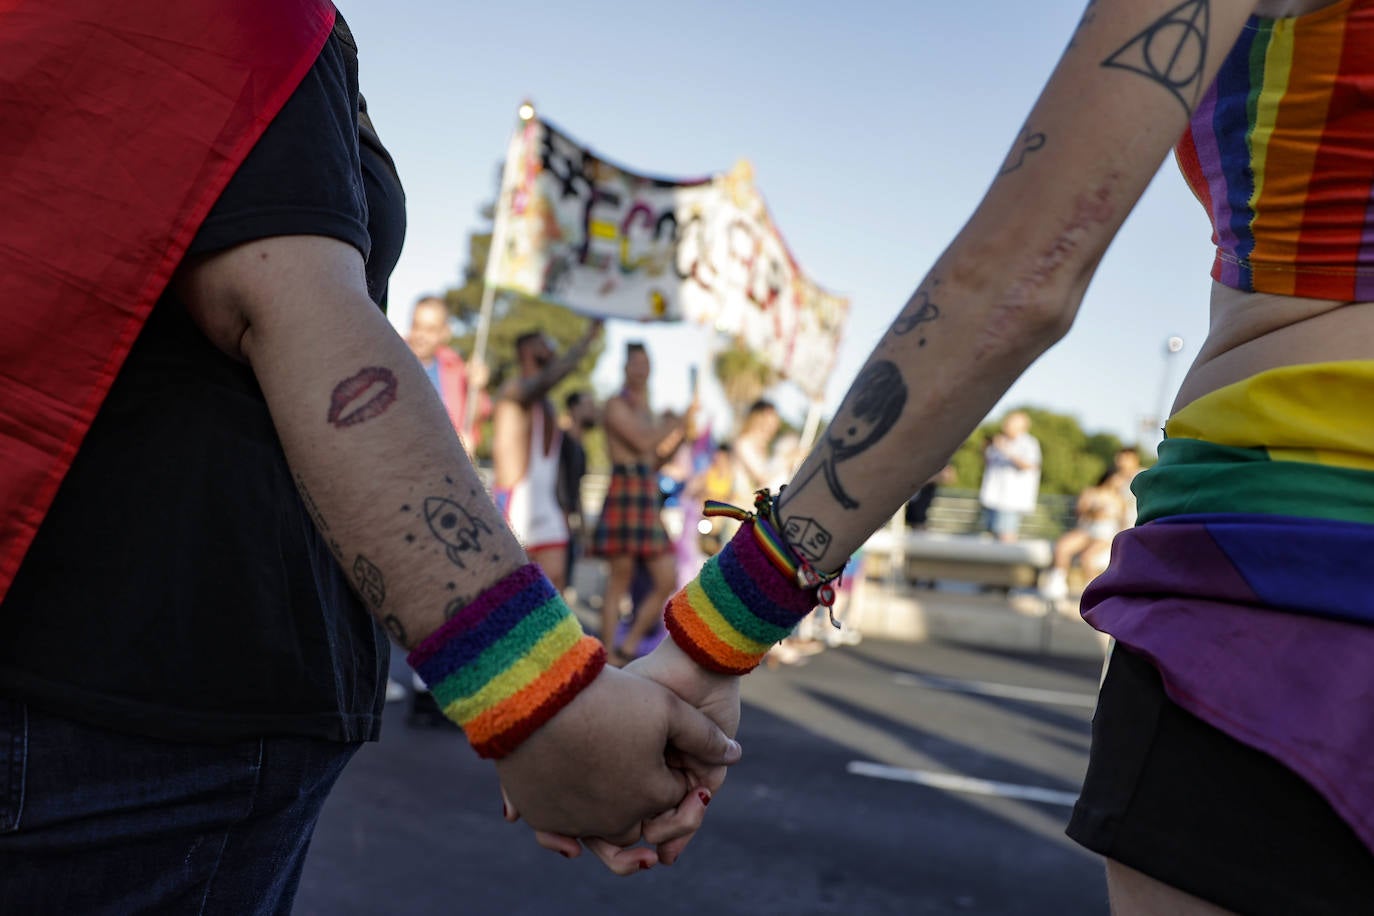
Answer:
[
  {"left": 949, "top": 406, "right": 1125, "bottom": 499},
  {"left": 713, "top": 338, "right": 780, "bottom": 426}
]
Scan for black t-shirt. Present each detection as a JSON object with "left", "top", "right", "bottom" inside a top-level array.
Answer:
[
  {"left": 557, "top": 435, "right": 587, "bottom": 520},
  {"left": 0, "top": 15, "right": 406, "bottom": 743}
]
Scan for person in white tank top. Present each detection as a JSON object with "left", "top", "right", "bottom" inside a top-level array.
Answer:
[{"left": 499, "top": 405, "right": 568, "bottom": 552}]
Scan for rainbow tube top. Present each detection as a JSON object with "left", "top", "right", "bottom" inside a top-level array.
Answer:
[
  {"left": 1082, "top": 361, "right": 1374, "bottom": 853},
  {"left": 1175, "top": 0, "right": 1374, "bottom": 300}
]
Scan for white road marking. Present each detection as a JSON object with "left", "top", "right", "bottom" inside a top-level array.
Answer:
[
  {"left": 847, "top": 761, "right": 1079, "bottom": 807},
  {"left": 892, "top": 672, "right": 1097, "bottom": 708}
]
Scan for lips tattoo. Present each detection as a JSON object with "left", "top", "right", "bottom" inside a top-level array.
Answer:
[{"left": 327, "top": 367, "right": 398, "bottom": 428}]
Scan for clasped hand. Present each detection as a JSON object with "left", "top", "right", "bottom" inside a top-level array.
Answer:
[{"left": 496, "top": 640, "right": 741, "bottom": 874}]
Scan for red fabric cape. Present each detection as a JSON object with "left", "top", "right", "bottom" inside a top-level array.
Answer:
[{"left": 0, "top": 0, "right": 336, "bottom": 602}]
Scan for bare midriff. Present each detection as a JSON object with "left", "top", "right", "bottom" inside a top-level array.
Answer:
[{"left": 1172, "top": 285, "right": 1374, "bottom": 414}]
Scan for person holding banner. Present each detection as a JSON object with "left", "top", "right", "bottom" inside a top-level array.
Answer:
[
  {"left": 519, "top": 0, "right": 1374, "bottom": 907},
  {"left": 492, "top": 322, "right": 603, "bottom": 591}
]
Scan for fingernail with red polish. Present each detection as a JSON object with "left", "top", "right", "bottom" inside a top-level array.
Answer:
[
  {"left": 639, "top": 862, "right": 652, "bottom": 871},
  {"left": 698, "top": 789, "right": 712, "bottom": 807},
  {"left": 559, "top": 850, "right": 572, "bottom": 859},
  {"left": 501, "top": 801, "right": 508, "bottom": 819}
]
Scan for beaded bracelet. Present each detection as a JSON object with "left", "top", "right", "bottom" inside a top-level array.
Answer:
[
  {"left": 664, "top": 491, "right": 844, "bottom": 675},
  {"left": 407, "top": 563, "right": 605, "bottom": 759}
]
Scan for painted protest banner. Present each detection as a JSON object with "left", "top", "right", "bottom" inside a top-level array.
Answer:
[{"left": 484, "top": 116, "right": 849, "bottom": 398}]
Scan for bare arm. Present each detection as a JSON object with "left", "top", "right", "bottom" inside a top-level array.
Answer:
[
  {"left": 174, "top": 236, "right": 736, "bottom": 843},
  {"left": 636, "top": 0, "right": 1260, "bottom": 799},
  {"left": 177, "top": 237, "right": 515, "bottom": 643},
  {"left": 775, "top": 0, "right": 1258, "bottom": 572},
  {"left": 587, "top": 0, "right": 1263, "bottom": 868},
  {"left": 603, "top": 398, "right": 686, "bottom": 456},
  {"left": 502, "top": 320, "right": 603, "bottom": 407}
]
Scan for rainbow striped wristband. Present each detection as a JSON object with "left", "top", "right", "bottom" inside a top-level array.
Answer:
[
  {"left": 664, "top": 520, "right": 820, "bottom": 674},
  {"left": 407, "top": 564, "right": 605, "bottom": 759}
]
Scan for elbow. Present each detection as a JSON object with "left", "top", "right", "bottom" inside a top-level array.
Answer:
[
  {"left": 972, "top": 290, "right": 1077, "bottom": 361},
  {"left": 970, "top": 242, "right": 1101, "bottom": 358},
  {"left": 954, "top": 192, "right": 1111, "bottom": 358}
]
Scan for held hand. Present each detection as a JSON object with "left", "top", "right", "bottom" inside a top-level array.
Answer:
[
  {"left": 626, "top": 637, "right": 740, "bottom": 863},
  {"left": 501, "top": 782, "right": 716, "bottom": 875},
  {"left": 493, "top": 664, "right": 740, "bottom": 845},
  {"left": 625, "top": 636, "right": 741, "bottom": 865},
  {"left": 628, "top": 636, "right": 740, "bottom": 742},
  {"left": 502, "top": 642, "right": 743, "bottom": 872}
]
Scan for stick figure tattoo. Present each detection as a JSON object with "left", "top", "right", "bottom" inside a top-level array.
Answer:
[{"left": 788, "top": 361, "right": 908, "bottom": 510}]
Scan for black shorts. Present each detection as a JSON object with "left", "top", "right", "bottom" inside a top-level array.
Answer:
[{"left": 1067, "top": 646, "right": 1374, "bottom": 915}]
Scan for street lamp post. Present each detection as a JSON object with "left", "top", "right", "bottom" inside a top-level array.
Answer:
[{"left": 1144, "top": 335, "right": 1185, "bottom": 450}]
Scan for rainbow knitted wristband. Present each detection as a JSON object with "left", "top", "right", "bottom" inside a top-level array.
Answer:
[
  {"left": 407, "top": 564, "right": 605, "bottom": 759},
  {"left": 664, "top": 520, "right": 820, "bottom": 674}
]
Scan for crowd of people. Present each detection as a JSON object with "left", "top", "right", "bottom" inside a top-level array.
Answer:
[
  {"left": 5, "top": 1, "right": 1373, "bottom": 911},
  {"left": 399, "top": 305, "right": 871, "bottom": 673}
]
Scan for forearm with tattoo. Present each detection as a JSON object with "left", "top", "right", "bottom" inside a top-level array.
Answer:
[{"left": 768, "top": 0, "right": 1245, "bottom": 574}]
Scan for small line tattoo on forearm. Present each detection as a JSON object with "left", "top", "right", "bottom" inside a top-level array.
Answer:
[
  {"left": 353, "top": 554, "right": 386, "bottom": 609},
  {"left": 997, "top": 127, "right": 1047, "bottom": 177},
  {"left": 891, "top": 279, "right": 942, "bottom": 344}
]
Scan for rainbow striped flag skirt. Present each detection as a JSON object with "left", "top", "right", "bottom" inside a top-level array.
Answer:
[{"left": 1082, "top": 361, "right": 1374, "bottom": 853}]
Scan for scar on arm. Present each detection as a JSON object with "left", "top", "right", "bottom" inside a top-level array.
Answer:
[{"left": 976, "top": 178, "right": 1119, "bottom": 357}]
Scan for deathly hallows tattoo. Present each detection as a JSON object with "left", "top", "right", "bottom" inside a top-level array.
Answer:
[{"left": 1102, "top": 0, "right": 1209, "bottom": 115}]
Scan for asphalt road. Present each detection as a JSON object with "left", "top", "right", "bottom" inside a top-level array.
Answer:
[{"left": 295, "top": 638, "right": 1109, "bottom": 915}]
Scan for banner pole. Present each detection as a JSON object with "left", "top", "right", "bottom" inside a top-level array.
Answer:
[
  {"left": 799, "top": 398, "right": 825, "bottom": 452},
  {"left": 464, "top": 101, "right": 535, "bottom": 443}
]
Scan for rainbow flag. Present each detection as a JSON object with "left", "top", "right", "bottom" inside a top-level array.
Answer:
[
  {"left": 1175, "top": 0, "right": 1374, "bottom": 299},
  {"left": 1083, "top": 361, "right": 1374, "bottom": 854}
]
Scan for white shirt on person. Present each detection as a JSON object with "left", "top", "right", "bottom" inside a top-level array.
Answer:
[{"left": 979, "top": 434, "right": 1042, "bottom": 514}]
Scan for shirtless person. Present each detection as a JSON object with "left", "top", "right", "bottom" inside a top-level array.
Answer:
[
  {"left": 492, "top": 321, "right": 602, "bottom": 590},
  {"left": 592, "top": 342, "right": 692, "bottom": 664}
]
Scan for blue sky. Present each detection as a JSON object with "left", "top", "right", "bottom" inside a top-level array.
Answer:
[{"left": 341, "top": 0, "right": 1215, "bottom": 445}]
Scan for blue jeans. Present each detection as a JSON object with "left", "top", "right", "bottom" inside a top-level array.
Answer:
[
  {"left": 981, "top": 508, "right": 1023, "bottom": 538},
  {"left": 0, "top": 699, "right": 359, "bottom": 915}
]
